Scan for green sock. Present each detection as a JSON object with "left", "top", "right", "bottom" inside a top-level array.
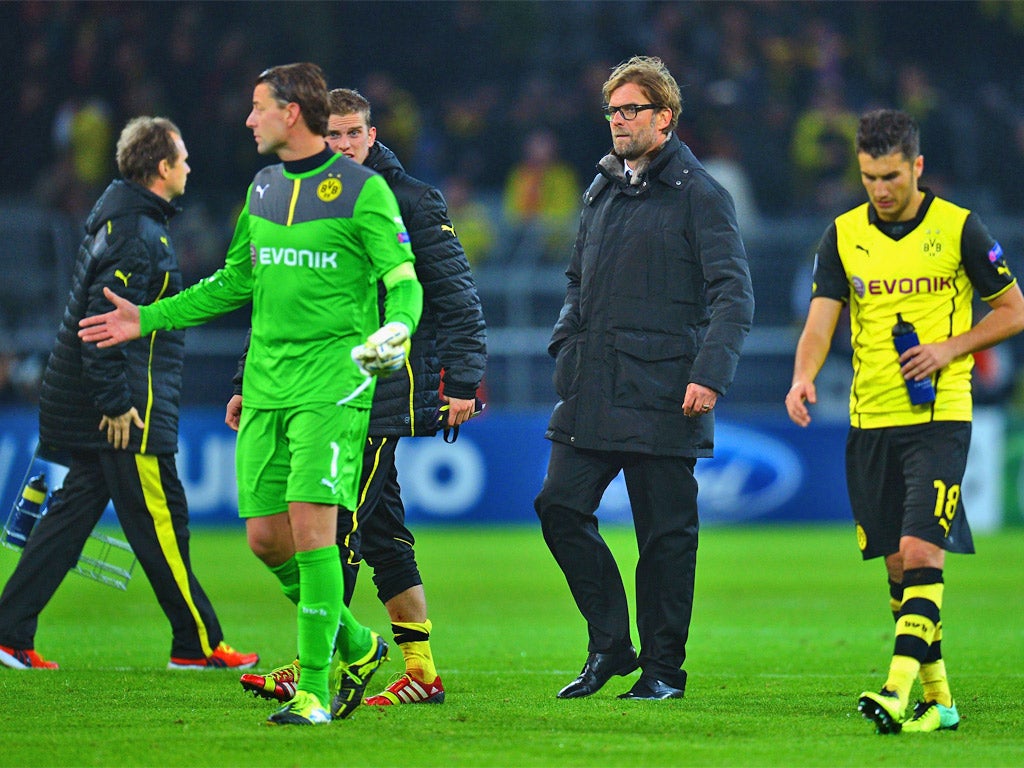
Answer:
[
  {"left": 270, "top": 556, "right": 301, "bottom": 605},
  {"left": 335, "top": 602, "right": 372, "bottom": 664},
  {"left": 294, "top": 546, "right": 343, "bottom": 706}
]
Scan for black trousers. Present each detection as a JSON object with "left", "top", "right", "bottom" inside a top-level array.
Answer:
[
  {"left": 534, "top": 441, "right": 699, "bottom": 689},
  {"left": 0, "top": 450, "right": 223, "bottom": 659},
  {"left": 338, "top": 436, "right": 422, "bottom": 607}
]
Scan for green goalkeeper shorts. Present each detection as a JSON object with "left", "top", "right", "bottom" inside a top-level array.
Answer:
[{"left": 236, "top": 401, "right": 370, "bottom": 517}]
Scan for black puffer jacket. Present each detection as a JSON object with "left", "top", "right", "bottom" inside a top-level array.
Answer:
[
  {"left": 233, "top": 142, "right": 487, "bottom": 436},
  {"left": 365, "top": 142, "right": 486, "bottom": 435},
  {"left": 39, "top": 180, "right": 184, "bottom": 455},
  {"left": 546, "top": 134, "right": 754, "bottom": 457}
]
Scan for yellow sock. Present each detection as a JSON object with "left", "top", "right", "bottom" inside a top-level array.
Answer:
[
  {"left": 919, "top": 658, "right": 952, "bottom": 707},
  {"left": 889, "top": 596, "right": 902, "bottom": 620},
  {"left": 884, "top": 655, "right": 920, "bottom": 711},
  {"left": 393, "top": 619, "right": 437, "bottom": 681},
  {"left": 888, "top": 579, "right": 902, "bottom": 622},
  {"left": 885, "top": 581, "right": 943, "bottom": 710},
  {"left": 919, "top": 622, "right": 952, "bottom": 707}
]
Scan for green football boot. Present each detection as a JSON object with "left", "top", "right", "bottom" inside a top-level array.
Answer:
[{"left": 902, "top": 700, "right": 960, "bottom": 733}]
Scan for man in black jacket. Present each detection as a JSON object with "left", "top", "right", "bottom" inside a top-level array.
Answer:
[
  {"left": 0, "top": 117, "right": 257, "bottom": 671},
  {"left": 232, "top": 88, "right": 486, "bottom": 706},
  {"left": 535, "top": 57, "right": 754, "bottom": 700}
]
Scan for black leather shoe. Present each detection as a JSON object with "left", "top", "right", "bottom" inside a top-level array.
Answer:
[
  {"left": 617, "top": 675, "right": 685, "bottom": 700},
  {"left": 557, "top": 647, "right": 639, "bottom": 699}
]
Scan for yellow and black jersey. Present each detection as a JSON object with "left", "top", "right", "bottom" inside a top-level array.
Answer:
[{"left": 812, "top": 190, "right": 1017, "bottom": 428}]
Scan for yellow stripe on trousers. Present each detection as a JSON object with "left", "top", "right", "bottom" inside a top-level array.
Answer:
[
  {"left": 135, "top": 454, "right": 214, "bottom": 657},
  {"left": 340, "top": 437, "right": 389, "bottom": 565},
  {"left": 140, "top": 272, "right": 170, "bottom": 454}
]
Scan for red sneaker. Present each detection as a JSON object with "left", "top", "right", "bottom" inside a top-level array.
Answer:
[
  {"left": 240, "top": 659, "right": 299, "bottom": 702},
  {"left": 0, "top": 644, "right": 59, "bottom": 669},
  {"left": 365, "top": 673, "right": 445, "bottom": 705},
  {"left": 168, "top": 641, "right": 259, "bottom": 670}
]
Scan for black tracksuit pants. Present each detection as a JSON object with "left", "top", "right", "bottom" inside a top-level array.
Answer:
[
  {"left": 0, "top": 450, "right": 223, "bottom": 660},
  {"left": 338, "top": 436, "right": 422, "bottom": 607},
  {"left": 534, "top": 441, "right": 699, "bottom": 691}
]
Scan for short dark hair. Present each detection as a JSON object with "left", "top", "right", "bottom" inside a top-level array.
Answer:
[
  {"left": 256, "top": 62, "right": 329, "bottom": 136},
  {"left": 115, "top": 116, "right": 181, "bottom": 185},
  {"left": 329, "top": 88, "right": 372, "bottom": 125},
  {"left": 856, "top": 109, "right": 920, "bottom": 160}
]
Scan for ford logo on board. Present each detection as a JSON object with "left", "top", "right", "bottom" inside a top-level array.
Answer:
[
  {"left": 695, "top": 423, "right": 803, "bottom": 523},
  {"left": 593, "top": 423, "right": 804, "bottom": 525}
]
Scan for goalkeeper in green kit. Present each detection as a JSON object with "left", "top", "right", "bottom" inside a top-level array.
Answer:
[{"left": 79, "top": 62, "right": 422, "bottom": 727}]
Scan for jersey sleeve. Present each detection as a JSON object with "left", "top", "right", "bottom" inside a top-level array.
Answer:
[
  {"left": 140, "top": 191, "right": 256, "bottom": 334},
  {"left": 810, "top": 222, "right": 849, "bottom": 303},
  {"left": 961, "top": 212, "right": 1017, "bottom": 301},
  {"left": 381, "top": 270, "right": 423, "bottom": 334},
  {"left": 354, "top": 174, "right": 416, "bottom": 280}
]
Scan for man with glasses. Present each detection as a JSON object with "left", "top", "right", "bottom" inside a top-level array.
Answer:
[
  {"left": 535, "top": 56, "right": 754, "bottom": 701},
  {"left": 79, "top": 63, "right": 422, "bottom": 726}
]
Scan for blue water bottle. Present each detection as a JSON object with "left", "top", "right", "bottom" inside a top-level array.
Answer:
[
  {"left": 5, "top": 473, "right": 48, "bottom": 548},
  {"left": 892, "top": 314, "right": 936, "bottom": 405}
]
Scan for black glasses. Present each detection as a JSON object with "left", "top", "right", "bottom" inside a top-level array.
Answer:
[{"left": 603, "top": 103, "right": 660, "bottom": 121}]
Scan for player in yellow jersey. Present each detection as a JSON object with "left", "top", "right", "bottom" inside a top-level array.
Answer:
[{"left": 785, "top": 109, "right": 1024, "bottom": 734}]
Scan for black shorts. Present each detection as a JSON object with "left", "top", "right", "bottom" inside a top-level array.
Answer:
[{"left": 845, "top": 421, "right": 975, "bottom": 560}]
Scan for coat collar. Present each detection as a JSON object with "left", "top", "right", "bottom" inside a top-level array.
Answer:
[{"left": 585, "top": 134, "right": 699, "bottom": 204}]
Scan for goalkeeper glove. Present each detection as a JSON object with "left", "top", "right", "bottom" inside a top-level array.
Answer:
[{"left": 351, "top": 322, "right": 410, "bottom": 376}]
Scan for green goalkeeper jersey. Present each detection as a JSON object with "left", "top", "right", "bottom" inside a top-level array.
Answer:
[{"left": 139, "top": 150, "right": 420, "bottom": 409}]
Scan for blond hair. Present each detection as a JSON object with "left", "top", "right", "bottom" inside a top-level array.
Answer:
[{"left": 602, "top": 56, "right": 682, "bottom": 135}]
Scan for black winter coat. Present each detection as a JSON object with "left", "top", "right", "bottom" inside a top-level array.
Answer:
[
  {"left": 233, "top": 142, "right": 487, "bottom": 436},
  {"left": 364, "top": 142, "right": 487, "bottom": 435},
  {"left": 546, "top": 134, "right": 754, "bottom": 457},
  {"left": 39, "top": 180, "right": 185, "bottom": 456}
]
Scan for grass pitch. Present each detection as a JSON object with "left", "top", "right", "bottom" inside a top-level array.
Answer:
[{"left": 0, "top": 524, "right": 1022, "bottom": 767}]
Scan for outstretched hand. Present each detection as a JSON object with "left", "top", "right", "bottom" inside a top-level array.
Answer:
[{"left": 78, "top": 287, "right": 142, "bottom": 347}]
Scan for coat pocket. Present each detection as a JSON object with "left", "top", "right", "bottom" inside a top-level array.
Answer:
[
  {"left": 612, "top": 330, "right": 694, "bottom": 411},
  {"left": 552, "top": 334, "right": 582, "bottom": 400}
]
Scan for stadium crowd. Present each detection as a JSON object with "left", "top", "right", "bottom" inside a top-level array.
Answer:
[
  {"left": 7, "top": 3, "right": 1024, "bottom": 227},
  {"left": 2, "top": 0, "right": 1024, "bottom": 403}
]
